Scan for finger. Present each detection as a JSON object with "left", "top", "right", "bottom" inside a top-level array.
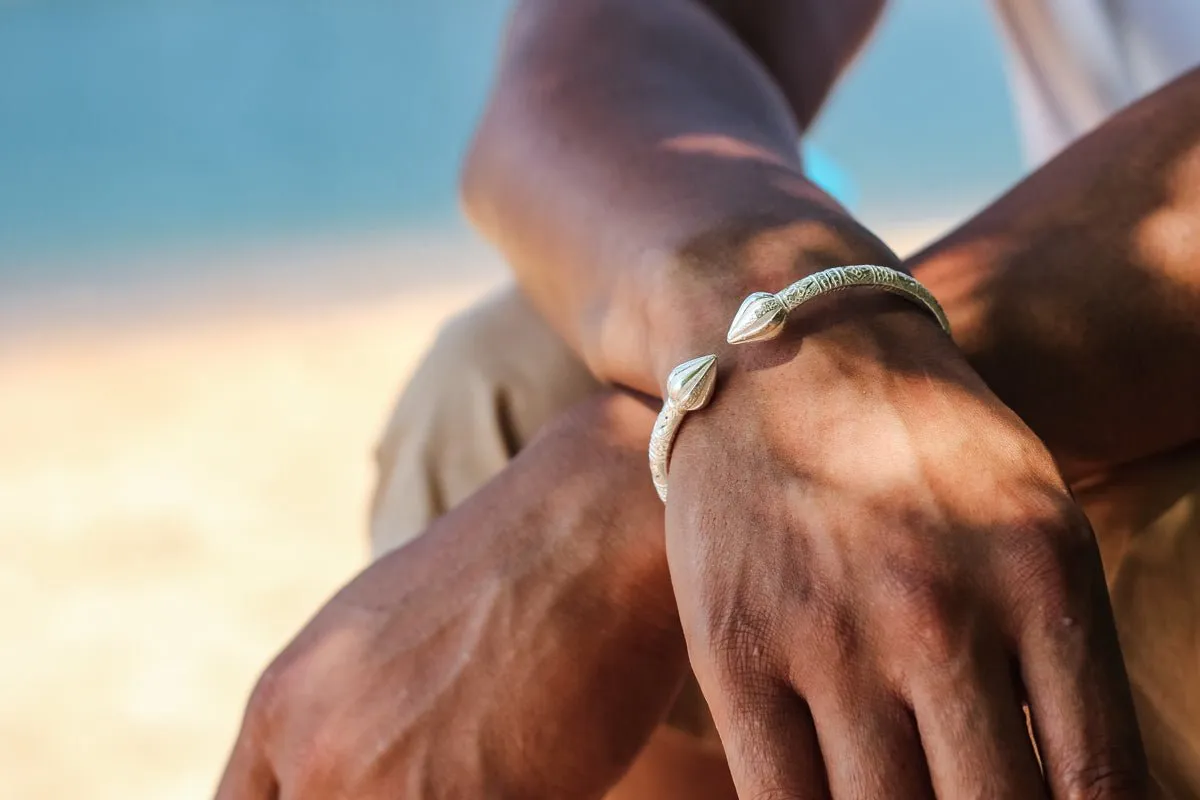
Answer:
[
  {"left": 807, "top": 686, "right": 935, "bottom": 799},
  {"left": 707, "top": 675, "right": 831, "bottom": 800},
  {"left": 909, "top": 634, "right": 1047, "bottom": 798},
  {"left": 214, "top": 734, "right": 278, "bottom": 800},
  {"left": 1014, "top": 537, "right": 1149, "bottom": 798}
]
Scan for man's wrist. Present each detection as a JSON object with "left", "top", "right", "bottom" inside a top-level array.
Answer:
[
  {"left": 662, "top": 296, "right": 975, "bottom": 508},
  {"left": 633, "top": 215, "right": 905, "bottom": 393}
]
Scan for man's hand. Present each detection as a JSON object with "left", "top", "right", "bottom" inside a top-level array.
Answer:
[
  {"left": 665, "top": 300, "right": 1149, "bottom": 798},
  {"left": 216, "top": 394, "right": 696, "bottom": 800}
]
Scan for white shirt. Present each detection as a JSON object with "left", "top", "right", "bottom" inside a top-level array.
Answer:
[{"left": 991, "top": 0, "right": 1200, "bottom": 165}]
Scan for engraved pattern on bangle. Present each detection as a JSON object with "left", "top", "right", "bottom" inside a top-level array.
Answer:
[
  {"left": 649, "top": 354, "right": 717, "bottom": 502},
  {"left": 727, "top": 264, "right": 951, "bottom": 345}
]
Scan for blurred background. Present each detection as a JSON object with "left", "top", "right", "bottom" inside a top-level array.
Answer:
[{"left": 0, "top": 1, "right": 1024, "bottom": 797}]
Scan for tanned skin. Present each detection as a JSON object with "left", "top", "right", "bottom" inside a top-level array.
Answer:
[{"left": 220, "top": 1, "right": 1200, "bottom": 797}]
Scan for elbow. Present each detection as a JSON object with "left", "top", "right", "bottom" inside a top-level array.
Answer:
[
  {"left": 458, "top": 122, "right": 494, "bottom": 234},
  {"left": 459, "top": 0, "right": 555, "bottom": 236},
  {"left": 458, "top": 101, "right": 523, "bottom": 242}
]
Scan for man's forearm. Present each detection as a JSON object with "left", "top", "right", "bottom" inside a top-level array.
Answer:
[
  {"left": 462, "top": 0, "right": 890, "bottom": 393},
  {"left": 219, "top": 392, "right": 706, "bottom": 799},
  {"left": 908, "top": 66, "right": 1200, "bottom": 479}
]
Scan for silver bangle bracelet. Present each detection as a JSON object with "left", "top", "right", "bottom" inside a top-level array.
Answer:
[
  {"left": 648, "top": 265, "right": 950, "bottom": 503},
  {"left": 726, "top": 264, "right": 951, "bottom": 345},
  {"left": 649, "top": 354, "right": 717, "bottom": 502}
]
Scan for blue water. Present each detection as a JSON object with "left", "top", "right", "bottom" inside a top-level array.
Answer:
[{"left": 0, "top": 0, "right": 1022, "bottom": 271}]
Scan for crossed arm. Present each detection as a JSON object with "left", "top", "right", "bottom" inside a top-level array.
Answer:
[
  {"left": 220, "top": 0, "right": 1200, "bottom": 797},
  {"left": 461, "top": 0, "right": 892, "bottom": 391},
  {"left": 460, "top": 1, "right": 1200, "bottom": 796}
]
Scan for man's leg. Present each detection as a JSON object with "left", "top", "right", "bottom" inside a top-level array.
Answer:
[
  {"left": 369, "top": 285, "right": 600, "bottom": 557},
  {"left": 1072, "top": 447, "right": 1200, "bottom": 798}
]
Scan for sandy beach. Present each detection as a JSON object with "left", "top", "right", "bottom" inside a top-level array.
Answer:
[{"left": 0, "top": 224, "right": 943, "bottom": 798}]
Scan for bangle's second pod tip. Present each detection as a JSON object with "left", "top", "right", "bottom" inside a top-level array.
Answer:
[
  {"left": 666, "top": 353, "right": 718, "bottom": 411},
  {"left": 726, "top": 291, "right": 787, "bottom": 344}
]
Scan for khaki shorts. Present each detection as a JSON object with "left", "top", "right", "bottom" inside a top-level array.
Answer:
[{"left": 370, "top": 286, "right": 1200, "bottom": 796}]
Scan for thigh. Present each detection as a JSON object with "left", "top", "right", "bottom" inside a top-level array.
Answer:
[
  {"left": 1075, "top": 444, "right": 1200, "bottom": 798},
  {"left": 370, "top": 284, "right": 601, "bottom": 556}
]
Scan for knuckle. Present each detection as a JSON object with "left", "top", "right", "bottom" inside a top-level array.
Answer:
[
  {"left": 706, "top": 608, "right": 779, "bottom": 688},
  {"left": 245, "top": 658, "right": 289, "bottom": 732},
  {"left": 905, "top": 605, "right": 961, "bottom": 664},
  {"left": 690, "top": 582, "right": 783, "bottom": 690},
  {"left": 1058, "top": 757, "right": 1148, "bottom": 799},
  {"left": 723, "top": 670, "right": 792, "bottom": 728},
  {"left": 807, "top": 598, "right": 864, "bottom": 670},
  {"left": 292, "top": 732, "right": 353, "bottom": 790},
  {"left": 748, "top": 790, "right": 805, "bottom": 800},
  {"left": 1008, "top": 533, "right": 1073, "bottom": 605},
  {"left": 1001, "top": 515, "right": 1104, "bottom": 631},
  {"left": 243, "top": 645, "right": 315, "bottom": 741},
  {"left": 882, "top": 566, "right": 964, "bottom": 663}
]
